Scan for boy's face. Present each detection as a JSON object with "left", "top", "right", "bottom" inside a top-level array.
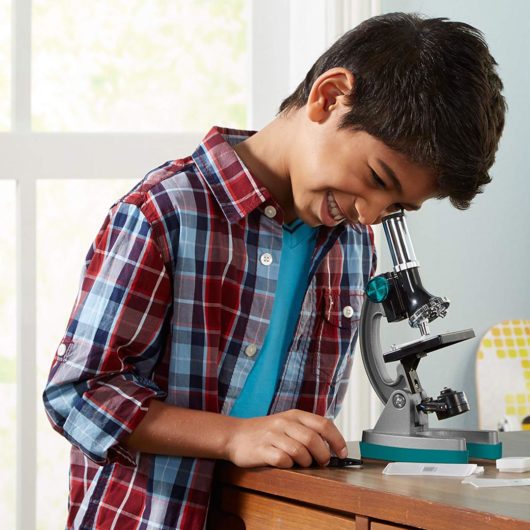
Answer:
[{"left": 288, "top": 108, "right": 438, "bottom": 227}]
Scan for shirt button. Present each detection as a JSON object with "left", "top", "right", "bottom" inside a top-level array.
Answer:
[
  {"left": 343, "top": 306, "right": 354, "bottom": 318},
  {"left": 57, "top": 343, "right": 67, "bottom": 357},
  {"left": 245, "top": 344, "right": 258, "bottom": 357},
  {"left": 264, "top": 205, "right": 277, "bottom": 218},
  {"left": 260, "top": 253, "right": 273, "bottom": 266}
]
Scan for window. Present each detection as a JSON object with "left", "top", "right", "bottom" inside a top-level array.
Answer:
[
  {"left": 0, "top": 181, "right": 16, "bottom": 529},
  {"left": 6, "top": 1, "right": 291, "bottom": 528},
  {"left": 0, "top": 0, "right": 10, "bottom": 129},
  {"left": 32, "top": 0, "right": 249, "bottom": 132},
  {"left": 3, "top": 2, "right": 376, "bottom": 528}
]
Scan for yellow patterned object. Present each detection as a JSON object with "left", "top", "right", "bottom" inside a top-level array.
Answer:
[{"left": 476, "top": 320, "right": 530, "bottom": 431}]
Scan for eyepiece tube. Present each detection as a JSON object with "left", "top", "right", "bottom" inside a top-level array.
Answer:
[{"left": 382, "top": 212, "right": 418, "bottom": 272}]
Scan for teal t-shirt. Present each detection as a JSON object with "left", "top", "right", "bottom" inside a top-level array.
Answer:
[{"left": 230, "top": 219, "right": 318, "bottom": 418}]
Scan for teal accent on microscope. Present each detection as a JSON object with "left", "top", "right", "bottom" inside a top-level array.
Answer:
[{"left": 366, "top": 275, "right": 390, "bottom": 303}]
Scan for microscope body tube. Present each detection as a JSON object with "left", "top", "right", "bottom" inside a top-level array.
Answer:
[{"left": 381, "top": 212, "right": 449, "bottom": 332}]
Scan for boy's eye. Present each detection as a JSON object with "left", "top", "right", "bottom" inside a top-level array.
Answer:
[{"left": 371, "top": 169, "right": 386, "bottom": 188}]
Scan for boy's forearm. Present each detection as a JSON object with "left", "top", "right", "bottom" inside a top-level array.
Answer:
[
  {"left": 124, "top": 399, "right": 239, "bottom": 460},
  {"left": 124, "top": 399, "right": 348, "bottom": 469}
]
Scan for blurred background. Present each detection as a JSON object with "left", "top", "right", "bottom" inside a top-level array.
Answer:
[{"left": 1, "top": 1, "right": 528, "bottom": 528}]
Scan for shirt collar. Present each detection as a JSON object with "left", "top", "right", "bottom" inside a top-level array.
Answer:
[{"left": 192, "top": 126, "right": 275, "bottom": 224}]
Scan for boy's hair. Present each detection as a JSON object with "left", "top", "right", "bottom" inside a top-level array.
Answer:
[{"left": 280, "top": 12, "right": 506, "bottom": 209}]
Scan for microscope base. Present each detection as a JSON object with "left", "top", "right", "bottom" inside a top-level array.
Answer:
[{"left": 360, "top": 429, "right": 502, "bottom": 463}]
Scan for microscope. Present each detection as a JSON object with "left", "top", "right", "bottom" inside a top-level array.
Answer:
[{"left": 359, "top": 211, "right": 501, "bottom": 463}]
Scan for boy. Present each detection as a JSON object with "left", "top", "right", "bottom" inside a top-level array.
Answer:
[{"left": 43, "top": 12, "right": 505, "bottom": 529}]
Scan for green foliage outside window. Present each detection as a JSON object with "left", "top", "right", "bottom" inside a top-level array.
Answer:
[{"left": 32, "top": 0, "right": 248, "bottom": 132}]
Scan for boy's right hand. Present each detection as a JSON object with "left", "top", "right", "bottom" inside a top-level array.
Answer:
[{"left": 225, "top": 409, "right": 348, "bottom": 469}]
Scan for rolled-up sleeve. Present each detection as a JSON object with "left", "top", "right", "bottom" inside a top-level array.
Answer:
[{"left": 43, "top": 200, "right": 172, "bottom": 466}]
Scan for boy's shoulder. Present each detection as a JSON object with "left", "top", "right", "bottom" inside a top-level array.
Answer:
[{"left": 119, "top": 155, "right": 211, "bottom": 221}]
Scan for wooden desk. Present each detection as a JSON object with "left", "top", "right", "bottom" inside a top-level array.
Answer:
[{"left": 209, "top": 432, "right": 530, "bottom": 530}]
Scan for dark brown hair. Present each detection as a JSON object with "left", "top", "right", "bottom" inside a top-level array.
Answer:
[{"left": 280, "top": 13, "right": 506, "bottom": 209}]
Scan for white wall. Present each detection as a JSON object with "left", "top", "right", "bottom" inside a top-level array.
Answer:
[{"left": 378, "top": 0, "right": 530, "bottom": 428}]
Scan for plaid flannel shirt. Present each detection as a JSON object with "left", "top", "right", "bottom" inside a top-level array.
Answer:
[{"left": 43, "top": 126, "right": 376, "bottom": 529}]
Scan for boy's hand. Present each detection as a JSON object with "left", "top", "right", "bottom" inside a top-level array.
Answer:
[{"left": 226, "top": 409, "right": 347, "bottom": 468}]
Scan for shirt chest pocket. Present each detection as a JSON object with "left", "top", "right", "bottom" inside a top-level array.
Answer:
[
  {"left": 322, "top": 289, "right": 363, "bottom": 327},
  {"left": 312, "top": 289, "right": 364, "bottom": 380}
]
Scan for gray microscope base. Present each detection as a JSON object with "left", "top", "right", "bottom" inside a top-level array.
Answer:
[{"left": 361, "top": 429, "right": 502, "bottom": 462}]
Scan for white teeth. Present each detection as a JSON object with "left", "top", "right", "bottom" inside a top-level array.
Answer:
[{"left": 327, "top": 192, "right": 345, "bottom": 222}]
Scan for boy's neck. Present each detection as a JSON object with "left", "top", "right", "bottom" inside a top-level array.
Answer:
[{"left": 234, "top": 115, "right": 297, "bottom": 222}]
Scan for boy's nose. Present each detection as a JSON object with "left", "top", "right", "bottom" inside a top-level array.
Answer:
[{"left": 357, "top": 199, "right": 395, "bottom": 225}]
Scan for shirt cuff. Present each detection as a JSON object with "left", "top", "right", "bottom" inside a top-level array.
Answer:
[{"left": 62, "top": 373, "right": 166, "bottom": 467}]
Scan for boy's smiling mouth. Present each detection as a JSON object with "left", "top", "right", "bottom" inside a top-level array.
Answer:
[{"left": 326, "top": 191, "right": 347, "bottom": 224}]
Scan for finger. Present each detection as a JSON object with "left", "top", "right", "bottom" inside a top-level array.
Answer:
[
  {"left": 284, "top": 422, "right": 331, "bottom": 466},
  {"left": 265, "top": 446, "right": 294, "bottom": 469},
  {"left": 272, "top": 433, "right": 313, "bottom": 468},
  {"left": 294, "top": 412, "right": 348, "bottom": 458}
]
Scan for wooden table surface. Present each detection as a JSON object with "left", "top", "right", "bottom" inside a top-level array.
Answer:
[{"left": 212, "top": 431, "right": 530, "bottom": 530}]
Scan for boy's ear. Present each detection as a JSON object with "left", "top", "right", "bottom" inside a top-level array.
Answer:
[{"left": 306, "top": 67, "right": 355, "bottom": 123}]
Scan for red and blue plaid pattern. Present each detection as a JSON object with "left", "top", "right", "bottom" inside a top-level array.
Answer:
[{"left": 43, "top": 126, "right": 376, "bottom": 529}]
